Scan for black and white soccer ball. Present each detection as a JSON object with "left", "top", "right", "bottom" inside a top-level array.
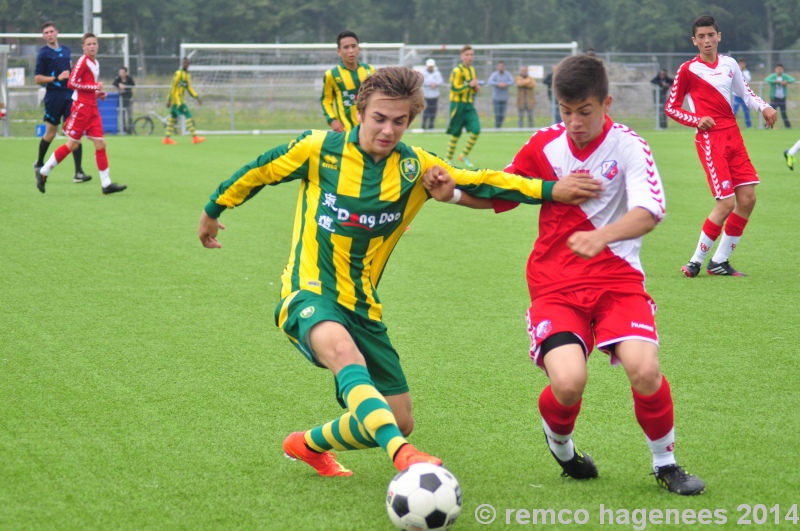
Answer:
[{"left": 386, "top": 463, "right": 462, "bottom": 530}]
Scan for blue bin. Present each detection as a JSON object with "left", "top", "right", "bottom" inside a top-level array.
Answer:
[
  {"left": 98, "top": 92, "right": 119, "bottom": 134},
  {"left": 36, "top": 124, "right": 46, "bottom": 137}
]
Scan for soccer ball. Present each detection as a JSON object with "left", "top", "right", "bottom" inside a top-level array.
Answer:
[{"left": 386, "top": 463, "right": 462, "bottom": 530}]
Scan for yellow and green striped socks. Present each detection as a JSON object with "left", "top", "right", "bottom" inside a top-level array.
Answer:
[{"left": 306, "top": 364, "right": 406, "bottom": 458}]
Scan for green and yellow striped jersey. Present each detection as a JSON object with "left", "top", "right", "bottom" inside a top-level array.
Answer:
[
  {"left": 205, "top": 127, "right": 553, "bottom": 322},
  {"left": 450, "top": 63, "right": 478, "bottom": 103},
  {"left": 168, "top": 69, "right": 198, "bottom": 106},
  {"left": 321, "top": 63, "right": 375, "bottom": 131}
]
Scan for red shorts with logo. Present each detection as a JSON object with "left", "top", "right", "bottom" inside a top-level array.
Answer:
[
  {"left": 63, "top": 102, "right": 104, "bottom": 141},
  {"left": 526, "top": 287, "right": 659, "bottom": 369},
  {"left": 694, "top": 127, "right": 759, "bottom": 199}
]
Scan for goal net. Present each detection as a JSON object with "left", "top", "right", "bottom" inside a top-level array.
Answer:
[{"left": 178, "top": 42, "right": 579, "bottom": 134}]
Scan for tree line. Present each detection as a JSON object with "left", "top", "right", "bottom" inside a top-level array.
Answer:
[{"left": 3, "top": 0, "right": 799, "bottom": 59}]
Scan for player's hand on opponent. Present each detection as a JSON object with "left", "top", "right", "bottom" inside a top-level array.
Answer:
[
  {"left": 697, "top": 116, "right": 715, "bottom": 131},
  {"left": 198, "top": 210, "right": 226, "bottom": 249},
  {"left": 422, "top": 165, "right": 457, "bottom": 202},
  {"left": 763, "top": 107, "right": 777, "bottom": 128},
  {"left": 552, "top": 172, "right": 604, "bottom": 205},
  {"left": 567, "top": 230, "right": 606, "bottom": 259}
]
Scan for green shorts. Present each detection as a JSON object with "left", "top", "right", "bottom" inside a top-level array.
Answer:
[
  {"left": 275, "top": 290, "right": 409, "bottom": 405},
  {"left": 446, "top": 102, "right": 481, "bottom": 136},
  {"left": 170, "top": 103, "right": 192, "bottom": 119}
]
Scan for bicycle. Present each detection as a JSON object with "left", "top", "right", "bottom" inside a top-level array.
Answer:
[{"left": 132, "top": 108, "right": 179, "bottom": 136}]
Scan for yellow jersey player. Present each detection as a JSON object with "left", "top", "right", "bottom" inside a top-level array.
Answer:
[
  {"left": 321, "top": 30, "right": 374, "bottom": 132},
  {"left": 445, "top": 45, "right": 481, "bottom": 168},
  {"left": 198, "top": 66, "right": 602, "bottom": 478},
  {"left": 162, "top": 58, "right": 205, "bottom": 145}
]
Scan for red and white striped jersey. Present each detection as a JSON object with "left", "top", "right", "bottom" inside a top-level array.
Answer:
[
  {"left": 498, "top": 116, "right": 665, "bottom": 299},
  {"left": 665, "top": 54, "right": 769, "bottom": 130},
  {"left": 68, "top": 55, "right": 101, "bottom": 106}
]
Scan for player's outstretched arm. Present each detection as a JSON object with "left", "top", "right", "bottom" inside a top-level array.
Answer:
[
  {"left": 198, "top": 210, "right": 226, "bottom": 249},
  {"left": 552, "top": 172, "right": 604, "bottom": 205},
  {"left": 422, "top": 165, "right": 492, "bottom": 208}
]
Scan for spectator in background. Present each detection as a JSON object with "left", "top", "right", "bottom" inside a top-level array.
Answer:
[
  {"left": 731, "top": 58, "right": 752, "bottom": 128},
  {"left": 764, "top": 64, "right": 795, "bottom": 129},
  {"left": 515, "top": 66, "right": 536, "bottom": 128},
  {"left": 542, "top": 65, "right": 559, "bottom": 124},
  {"left": 650, "top": 68, "right": 673, "bottom": 129},
  {"left": 487, "top": 61, "right": 515, "bottom": 128},
  {"left": 113, "top": 66, "right": 135, "bottom": 134},
  {"left": 421, "top": 58, "right": 443, "bottom": 129}
]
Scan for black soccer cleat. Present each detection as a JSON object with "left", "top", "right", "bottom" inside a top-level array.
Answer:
[
  {"left": 545, "top": 432, "right": 598, "bottom": 479},
  {"left": 35, "top": 167, "right": 47, "bottom": 193},
  {"left": 102, "top": 182, "right": 127, "bottom": 195},
  {"left": 654, "top": 464, "right": 705, "bottom": 495},
  {"left": 706, "top": 260, "right": 745, "bottom": 277},
  {"left": 681, "top": 261, "right": 701, "bottom": 278},
  {"left": 73, "top": 171, "right": 93, "bottom": 183}
]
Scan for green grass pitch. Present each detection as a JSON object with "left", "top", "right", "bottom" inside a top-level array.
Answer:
[{"left": 1, "top": 125, "right": 799, "bottom": 529}]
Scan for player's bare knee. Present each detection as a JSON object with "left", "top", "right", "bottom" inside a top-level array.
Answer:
[
  {"left": 331, "top": 340, "right": 362, "bottom": 362},
  {"left": 713, "top": 198, "right": 735, "bottom": 218},
  {"left": 629, "top": 364, "right": 662, "bottom": 394},
  {"left": 550, "top": 379, "right": 585, "bottom": 406},
  {"left": 737, "top": 192, "right": 756, "bottom": 214}
]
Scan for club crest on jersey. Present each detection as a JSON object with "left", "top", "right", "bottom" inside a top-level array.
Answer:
[
  {"left": 552, "top": 166, "right": 563, "bottom": 178},
  {"left": 300, "top": 306, "right": 315, "bottom": 318},
  {"left": 728, "top": 68, "right": 734, "bottom": 79},
  {"left": 399, "top": 158, "right": 420, "bottom": 182},
  {"left": 601, "top": 160, "right": 619, "bottom": 180},
  {"left": 535, "top": 320, "right": 553, "bottom": 339}
]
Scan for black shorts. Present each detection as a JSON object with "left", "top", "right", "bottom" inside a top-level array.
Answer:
[{"left": 43, "top": 91, "right": 74, "bottom": 126}]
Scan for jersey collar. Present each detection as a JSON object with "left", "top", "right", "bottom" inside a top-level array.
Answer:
[
  {"left": 695, "top": 54, "right": 719, "bottom": 69},
  {"left": 339, "top": 61, "right": 360, "bottom": 72},
  {"left": 567, "top": 115, "right": 613, "bottom": 161}
]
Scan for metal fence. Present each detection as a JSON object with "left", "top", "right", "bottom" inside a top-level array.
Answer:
[{"left": 3, "top": 50, "right": 800, "bottom": 137}]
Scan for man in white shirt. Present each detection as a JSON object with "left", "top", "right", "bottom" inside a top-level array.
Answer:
[{"left": 421, "top": 59, "right": 444, "bottom": 129}]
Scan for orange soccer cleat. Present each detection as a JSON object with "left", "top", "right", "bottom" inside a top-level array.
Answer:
[
  {"left": 192, "top": 135, "right": 206, "bottom": 144},
  {"left": 162, "top": 137, "right": 177, "bottom": 145},
  {"left": 282, "top": 432, "right": 353, "bottom": 477},
  {"left": 393, "top": 444, "right": 442, "bottom": 472}
]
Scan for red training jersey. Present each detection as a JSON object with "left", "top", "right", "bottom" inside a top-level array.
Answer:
[
  {"left": 665, "top": 54, "right": 769, "bottom": 131},
  {"left": 68, "top": 55, "right": 101, "bottom": 106},
  {"left": 497, "top": 117, "right": 665, "bottom": 300}
]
